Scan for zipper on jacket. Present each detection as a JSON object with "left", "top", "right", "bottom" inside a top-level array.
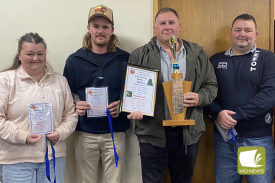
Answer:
[
  {"left": 37, "top": 83, "right": 45, "bottom": 98},
  {"left": 37, "top": 74, "right": 48, "bottom": 98},
  {"left": 184, "top": 126, "right": 188, "bottom": 154},
  {"left": 98, "top": 68, "right": 103, "bottom": 80}
]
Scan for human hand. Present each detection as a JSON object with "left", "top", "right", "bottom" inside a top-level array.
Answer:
[
  {"left": 26, "top": 133, "right": 43, "bottom": 145},
  {"left": 106, "top": 100, "right": 120, "bottom": 118},
  {"left": 76, "top": 101, "right": 90, "bottom": 116},
  {"left": 127, "top": 111, "right": 143, "bottom": 120},
  {"left": 46, "top": 130, "right": 60, "bottom": 143},
  {"left": 183, "top": 92, "right": 199, "bottom": 107},
  {"left": 217, "top": 110, "right": 237, "bottom": 130}
]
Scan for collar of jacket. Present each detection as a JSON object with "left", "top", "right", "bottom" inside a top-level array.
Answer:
[
  {"left": 74, "top": 47, "right": 125, "bottom": 67},
  {"left": 150, "top": 36, "right": 203, "bottom": 81},
  {"left": 17, "top": 65, "right": 54, "bottom": 81}
]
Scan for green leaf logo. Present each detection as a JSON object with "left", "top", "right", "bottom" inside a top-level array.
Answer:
[{"left": 238, "top": 147, "right": 265, "bottom": 175}]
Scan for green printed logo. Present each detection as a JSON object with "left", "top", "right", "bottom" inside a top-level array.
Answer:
[
  {"left": 147, "top": 79, "right": 153, "bottom": 86},
  {"left": 126, "top": 91, "right": 132, "bottom": 97},
  {"left": 238, "top": 147, "right": 265, "bottom": 175}
]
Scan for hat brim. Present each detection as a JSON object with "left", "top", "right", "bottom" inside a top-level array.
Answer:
[{"left": 88, "top": 14, "right": 113, "bottom": 24}]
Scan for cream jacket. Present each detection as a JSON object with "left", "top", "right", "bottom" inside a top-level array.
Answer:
[{"left": 0, "top": 66, "right": 78, "bottom": 164}]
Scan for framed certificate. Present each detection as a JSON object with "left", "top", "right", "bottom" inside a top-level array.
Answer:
[
  {"left": 29, "top": 102, "right": 53, "bottom": 135},
  {"left": 121, "top": 64, "right": 158, "bottom": 117},
  {"left": 86, "top": 87, "right": 109, "bottom": 117}
]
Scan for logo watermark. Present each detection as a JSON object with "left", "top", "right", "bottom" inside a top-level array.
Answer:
[{"left": 238, "top": 147, "right": 265, "bottom": 175}]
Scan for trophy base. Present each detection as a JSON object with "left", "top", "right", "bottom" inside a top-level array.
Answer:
[{"left": 163, "top": 119, "right": 195, "bottom": 126}]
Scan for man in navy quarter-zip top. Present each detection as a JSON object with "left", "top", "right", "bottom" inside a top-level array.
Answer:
[
  {"left": 63, "top": 5, "right": 130, "bottom": 183},
  {"left": 207, "top": 14, "right": 275, "bottom": 183}
]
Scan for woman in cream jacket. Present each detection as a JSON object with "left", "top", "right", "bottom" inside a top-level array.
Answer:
[{"left": 0, "top": 32, "right": 78, "bottom": 183}]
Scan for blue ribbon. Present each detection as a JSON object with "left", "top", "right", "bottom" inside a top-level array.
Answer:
[
  {"left": 106, "top": 109, "right": 119, "bottom": 167},
  {"left": 229, "top": 128, "right": 235, "bottom": 142},
  {"left": 45, "top": 137, "right": 56, "bottom": 183}
]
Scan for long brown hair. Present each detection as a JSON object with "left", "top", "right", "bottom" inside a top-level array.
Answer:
[{"left": 82, "top": 25, "right": 119, "bottom": 52}]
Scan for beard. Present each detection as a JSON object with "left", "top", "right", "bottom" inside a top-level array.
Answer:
[{"left": 94, "top": 41, "right": 108, "bottom": 47}]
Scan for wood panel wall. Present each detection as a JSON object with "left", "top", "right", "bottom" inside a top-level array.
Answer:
[
  {"left": 153, "top": 0, "right": 274, "bottom": 182},
  {"left": 154, "top": 0, "right": 274, "bottom": 57}
]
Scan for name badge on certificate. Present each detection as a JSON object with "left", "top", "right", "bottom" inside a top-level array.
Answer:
[
  {"left": 121, "top": 64, "right": 158, "bottom": 117},
  {"left": 29, "top": 102, "right": 54, "bottom": 134},
  {"left": 86, "top": 87, "right": 109, "bottom": 117}
]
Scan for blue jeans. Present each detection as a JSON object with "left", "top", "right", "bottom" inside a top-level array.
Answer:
[
  {"left": 0, "top": 164, "right": 2, "bottom": 183},
  {"left": 2, "top": 157, "right": 65, "bottom": 183},
  {"left": 215, "top": 132, "right": 275, "bottom": 183}
]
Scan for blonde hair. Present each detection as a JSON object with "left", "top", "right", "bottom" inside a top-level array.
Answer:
[{"left": 82, "top": 32, "right": 119, "bottom": 53}]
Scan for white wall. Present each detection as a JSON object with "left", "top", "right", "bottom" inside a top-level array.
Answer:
[
  {"left": 0, "top": 0, "right": 153, "bottom": 73},
  {"left": 0, "top": 0, "right": 153, "bottom": 182}
]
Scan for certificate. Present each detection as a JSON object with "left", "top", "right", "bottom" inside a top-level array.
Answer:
[
  {"left": 29, "top": 102, "right": 53, "bottom": 134},
  {"left": 121, "top": 64, "right": 158, "bottom": 116},
  {"left": 86, "top": 87, "right": 109, "bottom": 117}
]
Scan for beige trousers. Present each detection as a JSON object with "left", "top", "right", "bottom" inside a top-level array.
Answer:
[{"left": 75, "top": 131, "right": 126, "bottom": 183}]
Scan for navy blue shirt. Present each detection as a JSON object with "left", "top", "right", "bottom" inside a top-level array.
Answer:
[
  {"left": 208, "top": 48, "right": 275, "bottom": 137},
  {"left": 63, "top": 47, "right": 130, "bottom": 134}
]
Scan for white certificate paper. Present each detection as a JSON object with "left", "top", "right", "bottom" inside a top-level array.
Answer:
[
  {"left": 86, "top": 87, "right": 109, "bottom": 117},
  {"left": 121, "top": 65, "right": 158, "bottom": 116},
  {"left": 29, "top": 103, "right": 53, "bottom": 134}
]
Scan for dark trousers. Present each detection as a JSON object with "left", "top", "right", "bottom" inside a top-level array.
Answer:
[{"left": 139, "top": 127, "right": 199, "bottom": 183}]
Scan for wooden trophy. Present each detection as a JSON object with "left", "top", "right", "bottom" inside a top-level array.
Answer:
[{"left": 162, "top": 36, "right": 195, "bottom": 126}]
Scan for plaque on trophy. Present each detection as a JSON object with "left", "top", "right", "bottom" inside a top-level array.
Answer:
[{"left": 162, "top": 36, "right": 195, "bottom": 126}]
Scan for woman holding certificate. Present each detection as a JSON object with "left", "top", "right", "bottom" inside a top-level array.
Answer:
[{"left": 0, "top": 32, "right": 78, "bottom": 183}]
